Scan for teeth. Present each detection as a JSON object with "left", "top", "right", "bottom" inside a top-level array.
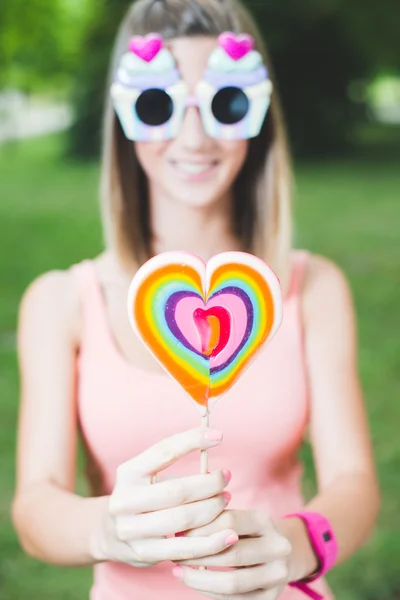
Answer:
[{"left": 174, "top": 162, "right": 213, "bottom": 174}]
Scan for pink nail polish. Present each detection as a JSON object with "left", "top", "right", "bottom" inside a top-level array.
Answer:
[
  {"left": 172, "top": 565, "right": 183, "bottom": 579},
  {"left": 222, "top": 469, "right": 232, "bottom": 484},
  {"left": 222, "top": 491, "right": 231, "bottom": 504},
  {"left": 225, "top": 533, "right": 239, "bottom": 546},
  {"left": 204, "top": 429, "right": 223, "bottom": 442}
]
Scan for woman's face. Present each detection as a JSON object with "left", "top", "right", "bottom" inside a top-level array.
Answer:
[{"left": 134, "top": 37, "right": 249, "bottom": 209}]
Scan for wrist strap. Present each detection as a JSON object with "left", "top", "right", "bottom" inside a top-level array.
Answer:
[
  {"left": 284, "top": 512, "right": 338, "bottom": 600},
  {"left": 289, "top": 581, "right": 323, "bottom": 600}
]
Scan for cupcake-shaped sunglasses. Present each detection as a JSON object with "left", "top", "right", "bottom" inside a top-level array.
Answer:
[{"left": 111, "top": 32, "right": 273, "bottom": 142}]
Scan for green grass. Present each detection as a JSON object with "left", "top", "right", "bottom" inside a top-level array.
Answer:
[{"left": 0, "top": 133, "right": 399, "bottom": 599}]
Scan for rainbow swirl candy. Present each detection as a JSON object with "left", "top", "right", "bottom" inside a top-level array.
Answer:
[{"left": 127, "top": 251, "right": 282, "bottom": 415}]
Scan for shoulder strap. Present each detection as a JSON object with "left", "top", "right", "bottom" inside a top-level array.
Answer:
[
  {"left": 69, "top": 260, "right": 109, "bottom": 342},
  {"left": 287, "top": 250, "right": 310, "bottom": 299}
]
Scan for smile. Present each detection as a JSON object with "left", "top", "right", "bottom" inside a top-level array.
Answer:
[{"left": 171, "top": 162, "right": 217, "bottom": 175}]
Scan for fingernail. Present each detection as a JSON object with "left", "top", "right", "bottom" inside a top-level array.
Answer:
[
  {"left": 175, "top": 531, "right": 185, "bottom": 537},
  {"left": 222, "top": 469, "right": 232, "bottom": 484},
  {"left": 222, "top": 491, "right": 231, "bottom": 505},
  {"left": 225, "top": 533, "right": 239, "bottom": 546},
  {"left": 172, "top": 565, "right": 183, "bottom": 579},
  {"left": 204, "top": 428, "right": 223, "bottom": 442}
]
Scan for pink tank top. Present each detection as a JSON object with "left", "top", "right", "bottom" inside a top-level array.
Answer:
[{"left": 72, "top": 251, "right": 333, "bottom": 600}]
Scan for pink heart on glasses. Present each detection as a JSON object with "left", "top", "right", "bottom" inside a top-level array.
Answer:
[
  {"left": 128, "top": 34, "right": 164, "bottom": 62},
  {"left": 219, "top": 32, "right": 254, "bottom": 61}
]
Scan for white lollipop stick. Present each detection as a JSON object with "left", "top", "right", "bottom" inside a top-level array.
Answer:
[{"left": 200, "top": 413, "right": 210, "bottom": 475}]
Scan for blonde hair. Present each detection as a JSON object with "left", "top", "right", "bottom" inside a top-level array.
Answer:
[{"left": 100, "top": 0, "right": 293, "bottom": 292}]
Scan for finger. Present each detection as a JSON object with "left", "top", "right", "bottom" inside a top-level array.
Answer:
[
  {"left": 109, "top": 469, "right": 231, "bottom": 516},
  {"left": 130, "top": 529, "right": 238, "bottom": 563},
  {"left": 173, "top": 561, "right": 288, "bottom": 595},
  {"left": 116, "top": 427, "right": 223, "bottom": 482},
  {"left": 101, "top": 537, "right": 156, "bottom": 568},
  {"left": 115, "top": 492, "right": 231, "bottom": 540},
  {"left": 179, "top": 536, "right": 291, "bottom": 568},
  {"left": 184, "top": 510, "right": 271, "bottom": 538}
]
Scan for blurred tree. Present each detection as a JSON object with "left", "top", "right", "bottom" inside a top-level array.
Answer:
[
  {"left": 258, "top": 0, "right": 370, "bottom": 156},
  {"left": 66, "top": 0, "right": 400, "bottom": 158},
  {"left": 339, "top": 0, "right": 400, "bottom": 71},
  {"left": 67, "top": 0, "right": 128, "bottom": 158},
  {"left": 0, "top": 0, "right": 89, "bottom": 94}
]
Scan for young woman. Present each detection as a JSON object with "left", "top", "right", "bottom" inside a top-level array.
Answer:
[{"left": 12, "top": 1, "right": 380, "bottom": 599}]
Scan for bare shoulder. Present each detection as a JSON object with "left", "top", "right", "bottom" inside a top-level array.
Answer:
[
  {"left": 304, "top": 253, "right": 352, "bottom": 298},
  {"left": 301, "top": 253, "right": 357, "bottom": 346},
  {"left": 303, "top": 253, "right": 354, "bottom": 313},
  {"left": 18, "top": 269, "right": 81, "bottom": 349}
]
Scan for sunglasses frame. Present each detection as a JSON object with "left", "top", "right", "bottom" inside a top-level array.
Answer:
[{"left": 111, "top": 77, "right": 273, "bottom": 142}]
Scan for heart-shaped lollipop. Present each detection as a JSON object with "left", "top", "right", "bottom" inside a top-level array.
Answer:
[{"left": 127, "top": 251, "right": 282, "bottom": 416}]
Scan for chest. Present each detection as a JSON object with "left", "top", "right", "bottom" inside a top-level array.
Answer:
[{"left": 77, "top": 297, "right": 309, "bottom": 491}]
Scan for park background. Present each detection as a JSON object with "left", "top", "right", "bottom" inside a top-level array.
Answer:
[{"left": 0, "top": 0, "right": 399, "bottom": 598}]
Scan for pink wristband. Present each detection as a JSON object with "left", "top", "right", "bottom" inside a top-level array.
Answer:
[{"left": 284, "top": 512, "right": 338, "bottom": 600}]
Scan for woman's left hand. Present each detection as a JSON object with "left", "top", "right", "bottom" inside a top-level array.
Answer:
[{"left": 172, "top": 509, "right": 292, "bottom": 599}]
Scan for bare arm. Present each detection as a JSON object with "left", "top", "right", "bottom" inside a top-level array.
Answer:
[
  {"left": 279, "top": 255, "right": 381, "bottom": 580},
  {"left": 12, "top": 271, "right": 108, "bottom": 565}
]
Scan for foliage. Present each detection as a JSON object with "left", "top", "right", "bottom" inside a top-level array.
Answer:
[
  {"left": 67, "top": 0, "right": 129, "bottom": 158},
  {"left": 258, "top": 1, "right": 369, "bottom": 155},
  {"left": 0, "top": 0, "right": 90, "bottom": 93}
]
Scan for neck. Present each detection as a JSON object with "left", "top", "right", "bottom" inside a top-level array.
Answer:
[{"left": 149, "top": 190, "right": 242, "bottom": 263}]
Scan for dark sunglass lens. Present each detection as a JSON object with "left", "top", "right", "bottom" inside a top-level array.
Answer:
[
  {"left": 211, "top": 87, "right": 249, "bottom": 125},
  {"left": 135, "top": 89, "right": 173, "bottom": 126}
]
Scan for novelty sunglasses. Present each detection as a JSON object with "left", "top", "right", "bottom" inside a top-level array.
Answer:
[{"left": 111, "top": 32, "right": 273, "bottom": 142}]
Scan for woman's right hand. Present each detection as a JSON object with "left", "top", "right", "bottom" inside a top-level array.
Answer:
[{"left": 90, "top": 427, "right": 237, "bottom": 568}]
